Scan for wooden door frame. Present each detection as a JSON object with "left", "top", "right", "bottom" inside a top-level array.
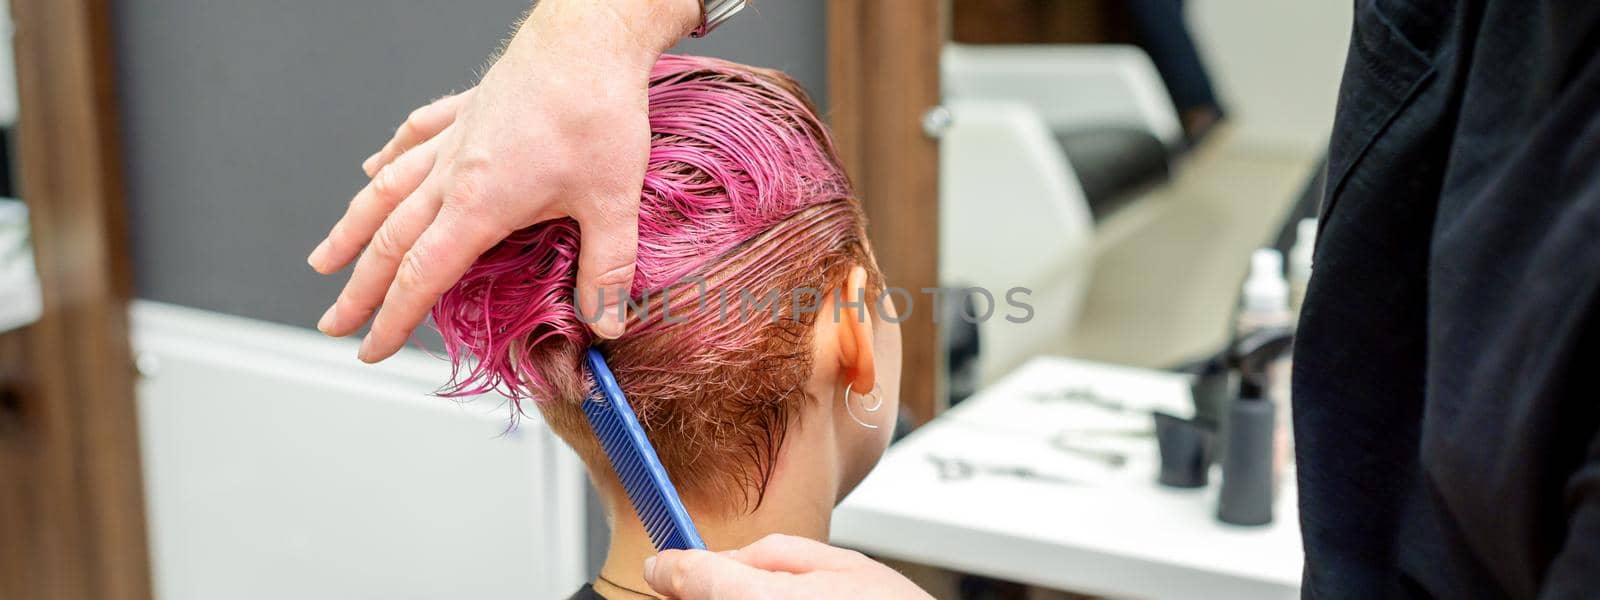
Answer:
[
  {"left": 0, "top": 0, "right": 152, "bottom": 599},
  {"left": 828, "top": 0, "right": 945, "bottom": 424}
]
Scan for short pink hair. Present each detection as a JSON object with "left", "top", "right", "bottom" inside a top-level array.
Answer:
[{"left": 432, "top": 55, "right": 880, "bottom": 507}]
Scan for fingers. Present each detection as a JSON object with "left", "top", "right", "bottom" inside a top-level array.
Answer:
[
  {"left": 645, "top": 549, "right": 783, "bottom": 600},
  {"left": 318, "top": 177, "right": 441, "bottom": 342},
  {"left": 309, "top": 136, "right": 441, "bottom": 274},
  {"left": 725, "top": 534, "right": 862, "bottom": 574},
  {"left": 358, "top": 204, "right": 507, "bottom": 363},
  {"left": 362, "top": 89, "right": 474, "bottom": 177},
  {"left": 573, "top": 195, "right": 641, "bottom": 339}
]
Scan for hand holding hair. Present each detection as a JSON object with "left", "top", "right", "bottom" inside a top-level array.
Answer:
[
  {"left": 307, "top": 0, "right": 702, "bottom": 361},
  {"left": 643, "top": 534, "right": 931, "bottom": 599}
]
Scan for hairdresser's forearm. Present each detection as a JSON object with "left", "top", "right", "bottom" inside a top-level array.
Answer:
[
  {"left": 512, "top": 0, "right": 701, "bottom": 72},
  {"left": 315, "top": 0, "right": 702, "bottom": 356}
]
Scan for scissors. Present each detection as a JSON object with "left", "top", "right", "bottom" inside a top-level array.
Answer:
[
  {"left": 1026, "top": 386, "right": 1129, "bottom": 413},
  {"left": 927, "top": 455, "right": 1079, "bottom": 486}
]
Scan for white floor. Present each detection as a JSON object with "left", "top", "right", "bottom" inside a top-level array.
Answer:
[{"left": 1060, "top": 128, "right": 1319, "bottom": 368}]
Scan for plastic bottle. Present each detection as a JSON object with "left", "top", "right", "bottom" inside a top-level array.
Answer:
[
  {"left": 1218, "top": 380, "right": 1278, "bottom": 525},
  {"left": 1238, "top": 249, "right": 1291, "bottom": 336},
  {"left": 1288, "top": 218, "right": 1317, "bottom": 319},
  {"left": 1218, "top": 327, "right": 1294, "bottom": 526},
  {"left": 1234, "top": 249, "right": 1293, "bottom": 501}
]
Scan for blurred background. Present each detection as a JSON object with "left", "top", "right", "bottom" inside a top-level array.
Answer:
[{"left": 0, "top": 1, "right": 1348, "bottom": 599}]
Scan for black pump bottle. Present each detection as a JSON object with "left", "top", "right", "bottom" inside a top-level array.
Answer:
[{"left": 1217, "top": 327, "right": 1294, "bottom": 526}]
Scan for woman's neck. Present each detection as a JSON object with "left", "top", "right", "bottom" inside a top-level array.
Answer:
[{"left": 592, "top": 415, "right": 840, "bottom": 598}]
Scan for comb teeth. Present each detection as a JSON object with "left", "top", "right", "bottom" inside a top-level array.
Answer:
[{"left": 583, "top": 349, "right": 706, "bottom": 551}]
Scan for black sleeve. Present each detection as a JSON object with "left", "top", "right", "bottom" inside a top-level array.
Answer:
[{"left": 1540, "top": 431, "right": 1600, "bottom": 598}]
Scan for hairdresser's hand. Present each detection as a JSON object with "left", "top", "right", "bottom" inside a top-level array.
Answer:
[
  {"left": 644, "top": 534, "right": 932, "bottom": 600},
  {"left": 308, "top": 0, "right": 701, "bottom": 361}
]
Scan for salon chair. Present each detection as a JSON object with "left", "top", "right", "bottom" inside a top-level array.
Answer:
[
  {"left": 943, "top": 44, "right": 1184, "bottom": 220},
  {"left": 938, "top": 44, "right": 1182, "bottom": 384}
]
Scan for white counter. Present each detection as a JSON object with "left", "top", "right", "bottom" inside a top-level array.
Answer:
[{"left": 832, "top": 357, "right": 1302, "bottom": 599}]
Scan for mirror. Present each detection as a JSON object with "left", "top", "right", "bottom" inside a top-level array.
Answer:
[
  {"left": 0, "top": 199, "right": 40, "bottom": 334},
  {"left": 829, "top": 3, "right": 1352, "bottom": 594},
  {"left": 0, "top": 0, "right": 34, "bottom": 335},
  {"left": 937, "top": 0, "right": 1350, "bottom": 398}
]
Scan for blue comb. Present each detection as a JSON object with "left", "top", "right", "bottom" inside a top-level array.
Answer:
[{"left": 582, "top": 347, "right": 707, "bottom": 551}]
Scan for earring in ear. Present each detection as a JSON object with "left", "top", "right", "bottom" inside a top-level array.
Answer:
[{"left": 844, "top": 381, "right": 884, "bottom": 429}]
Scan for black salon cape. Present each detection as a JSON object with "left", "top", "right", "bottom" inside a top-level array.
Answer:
[{"left": 1295, "top": 1, "right": 1600, "bottom": 598}]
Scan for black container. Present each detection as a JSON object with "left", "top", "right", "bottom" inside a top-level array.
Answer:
[
  {"left": 1154, "top": 412, "right": 1216, "bottom": 488},
  {"left": 1217, "top": 394, "right": 1276, "bottom": 526},
  {"left": 1189, "top": 357, "right": 1237, "bottom": 427},
  {"left": 1215, "top": 327, "right": 1294, "bottom": 527}
]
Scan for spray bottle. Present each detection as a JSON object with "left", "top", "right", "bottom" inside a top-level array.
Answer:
[
  {"left": 1288, "top": 218, "right": 1317, "bottom": 320},
  {"left": 1238, "top": 249, "right": 1292, "bottom": 336},
  {"left": 1217, "top": 327, "right": 1294, "bottom": 526}
]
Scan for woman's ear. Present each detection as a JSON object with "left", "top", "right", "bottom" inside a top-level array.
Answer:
[{"left": 835, "top": 265, "right": 875, "bottom": 393}]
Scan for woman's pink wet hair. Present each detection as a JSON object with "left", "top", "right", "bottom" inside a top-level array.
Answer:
[{"left": 432, "top": 55, "right": 881, "bottom": 509}]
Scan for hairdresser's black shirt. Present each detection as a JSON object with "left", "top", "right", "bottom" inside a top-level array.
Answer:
[{"left": 1295, "top": 1, "right": 1600, "bottom": 598}]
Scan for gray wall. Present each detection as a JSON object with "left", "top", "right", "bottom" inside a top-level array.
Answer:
[{"left": 116, "top": 0, "right": 827, "bottom": 329}]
